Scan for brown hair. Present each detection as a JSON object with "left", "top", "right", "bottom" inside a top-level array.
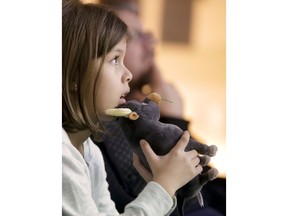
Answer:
[
  {"left": 99, "top": 0, "right": 139, "bottom": 14},
  {"left": 62, "top": 0, "right": 128, "bottom": 136}
]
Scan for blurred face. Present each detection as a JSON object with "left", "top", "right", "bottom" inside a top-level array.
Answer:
[
  {"left": 116, "top": 9, "right": 155, "bottom": 89},
  {"left": 96, "top": 38, "right": 133, "bottom": 121}
]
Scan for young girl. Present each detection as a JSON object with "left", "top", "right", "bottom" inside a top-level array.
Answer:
[{"left": 62, "top": 0, "right": 203, "bottom": 215}]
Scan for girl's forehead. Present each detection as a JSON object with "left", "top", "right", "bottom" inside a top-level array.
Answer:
[{"left": 110, "top": 37, "right": 128, "bottom": 52}]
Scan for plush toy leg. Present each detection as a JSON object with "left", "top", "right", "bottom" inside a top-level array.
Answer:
[
  {"left": 197, "top": 192, "right": 204, "bottom": 207},
  {"left": 198, "top": 155, "right": 211, "bottom": 166},
  {"left": 200, "top": 168, "right": 219, "bottom": 183}
]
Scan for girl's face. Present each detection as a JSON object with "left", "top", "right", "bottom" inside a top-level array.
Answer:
[
  {"left": 96, "top": 38, "right": 133, "bottom": 121},
  {"left": 117, "top": 10, "right": 155, "bottom": 86}
]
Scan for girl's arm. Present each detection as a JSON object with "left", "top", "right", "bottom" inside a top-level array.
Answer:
[
  {"left": 63, "top": 130, "right": 176, "bottom": 216},
  {"left": 87, "top": 139, "right": 177, "bottom": 216}
]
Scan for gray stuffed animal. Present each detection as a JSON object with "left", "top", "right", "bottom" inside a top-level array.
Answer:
[{"left": 105, "top": 92, "right": 219, "bottom": 216}]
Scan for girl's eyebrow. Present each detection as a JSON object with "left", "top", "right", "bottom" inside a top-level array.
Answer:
[{"left": 112, "top": 48, "right": 125, "bottom": 53}]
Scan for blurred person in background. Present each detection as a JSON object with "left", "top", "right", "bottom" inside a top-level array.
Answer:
[{"left": 91, "top": 0, "right": 226, "bottom": 215}]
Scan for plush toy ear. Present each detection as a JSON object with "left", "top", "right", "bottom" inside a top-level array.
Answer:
[{"left": 146, "top": 92, "right": 161, "bottom": 105}]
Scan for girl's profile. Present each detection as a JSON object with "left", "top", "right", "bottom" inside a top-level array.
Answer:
[{"left": 62, "top": 0, "right": 203, "bottom": 215}]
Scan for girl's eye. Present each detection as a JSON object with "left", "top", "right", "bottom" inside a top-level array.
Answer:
[{"left": 111, "top": 56, "right": 119, "bottom": 65}]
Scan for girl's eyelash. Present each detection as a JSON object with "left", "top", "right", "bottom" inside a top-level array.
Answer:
[{"left": 111, "top": 56, "right": 119, "bottom": 64}]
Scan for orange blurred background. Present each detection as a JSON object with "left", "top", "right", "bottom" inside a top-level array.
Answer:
[{"left": 139, "top": 0, "right": 226, "bottom": 177}]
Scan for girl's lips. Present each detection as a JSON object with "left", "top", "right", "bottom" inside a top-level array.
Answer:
[
  {"left": 119, "top": 97, "right": 126, "bottom": 106},
  {"left": 117, "top": 90, "right": 129, "bottom": 107}
]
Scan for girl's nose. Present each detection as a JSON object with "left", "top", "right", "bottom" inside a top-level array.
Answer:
[{"left": 124, "top": 67, "right": 133, "bottom": 83}]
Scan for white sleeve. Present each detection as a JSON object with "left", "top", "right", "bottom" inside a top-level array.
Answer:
[
  {"left": 62, "top": 141, "right": 101, "bottom": 215},
  {"left": 62, "top": 132, "right": 176, "bottom": 216},
  {"left": 124, "top": 181, "right": 177, "bottom": 216}
]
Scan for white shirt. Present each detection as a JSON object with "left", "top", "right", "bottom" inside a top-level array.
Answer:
[{"left": 62, "top": 128, "right": 176, "bottom": 215}]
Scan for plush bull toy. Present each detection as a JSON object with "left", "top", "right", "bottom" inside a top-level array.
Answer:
[{"left": 105, "top": 93, "right": 219, "bottom": 216}]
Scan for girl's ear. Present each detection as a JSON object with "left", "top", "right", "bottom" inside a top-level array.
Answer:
[
  {"left": 146, "top": 92, "right": 161, "bottom": 105},
  {"left": 70, "top": 82, "right": 78, "bottom": 92}
]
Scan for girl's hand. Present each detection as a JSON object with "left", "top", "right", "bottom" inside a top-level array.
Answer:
[
  {"left": 140, "top": 131, "right": 203, "bottom": 197},
  {"left": 133, "top": 153, "right": 152, "bottom": 182}
]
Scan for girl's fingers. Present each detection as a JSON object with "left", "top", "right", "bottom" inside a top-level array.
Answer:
[
  {"left": 173, "top": 131, "right": 191, "bottom": 152},
  {"left": 195, "top": 165, "right": 203, "bottom": 174},
  {"left": 133, "top": 153, "right": 152, "bottom": 182},
  {"left": 139, "top": 139, "right": 158, "bottom": 165},
  {"left": 191, "top": 156, "right": 201, "bottom": 167},
  {"left": 189, "top": 149, "right": 198, "bottom": 159}
]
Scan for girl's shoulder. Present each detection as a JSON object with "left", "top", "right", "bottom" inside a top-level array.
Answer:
[{"left": 62, "top": 128, "right": 87, "bottom": 166}]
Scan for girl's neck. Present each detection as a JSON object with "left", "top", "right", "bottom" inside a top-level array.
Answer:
[{"left": 67, "top": 129, "right": 91, "bottom": 156}]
